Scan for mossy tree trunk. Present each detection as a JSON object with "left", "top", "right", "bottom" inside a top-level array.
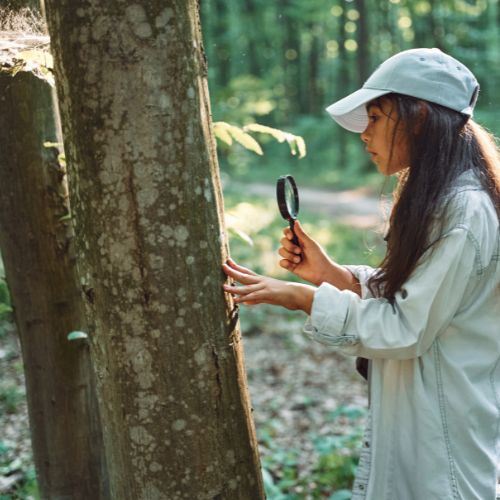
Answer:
[
  {"left": 0, "top": 57, "right": 109, "bottom": 498},
  {"left": 43, "top": 1, "right": 264, "bottom": 498}
]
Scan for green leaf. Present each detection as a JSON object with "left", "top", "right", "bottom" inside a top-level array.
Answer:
[
  {"left": 58, "top": 213, "right": 72, "bottom": 222},
  {"left": 213, "top": 122, "right": 233, "bottom": 145},
  {"left": 243, "top": 123, "right": 290, "bottom": 142},
  {"left": 0, "top": 303, "right": 12, "bottom": 315},
  {"left": 261, "top": 467, "right": 283, "bottom": 498},
  {"left": 213, "top": 122, "right": 263, "bottom": 155},
  {"left": 228, "top": 125, "right": 263, "bottom": 155},
  {"left": 43, "top": 142, "right": 63, "bottom": 148},
  {"left": 227, "top": 226, "right": 254, "bottom": 246},
  {"left": 243, "top": 123, "right": 307, "bottom": 158},
  {"left": 329, "top": 489, "right": 352, "bottom": 500},
  {"left": 67, "top": 331, "right": 88, "bottom": 341},
  {"left": 18, "top": 49, "right": 53, "bottom": 69},
  {"left": 294, "top": 136, "right": 307, "bottom": 158}
]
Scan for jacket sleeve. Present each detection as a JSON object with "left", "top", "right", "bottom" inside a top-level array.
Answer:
[
  {"left": 343, "top": 264, "right": 379, "bottom": 299},
  {"left": 303, "top": 227, "right": 478, "bottom": 360}
]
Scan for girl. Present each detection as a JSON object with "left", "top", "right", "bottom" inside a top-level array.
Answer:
[{"left": 222, "top": 48, "right": 500, "bottom": 499}]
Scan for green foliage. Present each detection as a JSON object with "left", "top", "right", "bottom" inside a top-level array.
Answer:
[
  {"left": 4, "top": 49, "right": 54, "bottom": 87},
  {"left": 0, "top": 385, "right": 24, "bottom": 414},
  {"left": 214, "top": 121, "right": 307, "bottom": 159},
  {"left": 0, "top": 263, "right": 12, "bottom": 336},
  {"left": 257, "top": 404, "right": 366, "bottom": 498},
  {"left": 202, "top": 0, "right": 500, "bottom": 191},
  {"left": 0, "top": 439, "right": 38, "bottom": 499}
]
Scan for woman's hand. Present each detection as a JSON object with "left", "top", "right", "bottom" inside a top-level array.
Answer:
[
  {"left": 279, "top": 220, "right": 361, "bottom": 295},
  {"left": 222, "top": 258, "right": 315, "bottom": 314},
  {"left": 279, "top": 220, "right": 336, "bottom": 286}
]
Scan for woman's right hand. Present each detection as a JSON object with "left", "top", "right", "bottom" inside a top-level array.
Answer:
[{"left": 278, "top": 220, "right": 335, "bottom": 286}]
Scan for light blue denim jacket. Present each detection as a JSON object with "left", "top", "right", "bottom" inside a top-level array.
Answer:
[{"left": 304, "top": 170, "right": 500, "bottom": 499}]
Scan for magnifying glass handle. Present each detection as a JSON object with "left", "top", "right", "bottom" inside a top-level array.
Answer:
[{"left": 289, "top": 219, "right": 300, "bottom": 248}]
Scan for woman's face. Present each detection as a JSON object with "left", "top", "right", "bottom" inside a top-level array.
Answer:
[{"left": 360, "top": 98, "right": 409, "bottom": 176}]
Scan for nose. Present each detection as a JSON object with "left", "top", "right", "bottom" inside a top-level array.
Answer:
[{"left": 360, "top": 127, "right": 370, "bottom": 143}]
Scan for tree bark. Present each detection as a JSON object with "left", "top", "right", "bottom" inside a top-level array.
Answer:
[
  {"left": 43, "top": 1, "right": 264, "bottom": 498},
  {"left": 0, "top": 42, "right": 109, "bottom": 499}
]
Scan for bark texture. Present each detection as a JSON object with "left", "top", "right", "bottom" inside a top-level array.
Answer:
[
  {"left": 0, "top": 52, "right": 109, "bottom": 498},
  {"left": 43, "top": 1, "right": 264, "bottom": 498}
]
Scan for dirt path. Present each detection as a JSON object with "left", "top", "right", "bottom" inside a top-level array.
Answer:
[{"left": 231, "top": 181, "right": 390, "bottom": 229}]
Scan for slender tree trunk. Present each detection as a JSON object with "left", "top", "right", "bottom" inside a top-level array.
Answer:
[
  {"left": 336, "top": 0, "right": 349, "bottom": 169},
  {"left": 355, "top": 0, "right": 369, "bottom": 86},
  {"left": 307, "top": 23, "right": 321, "bottom": 114},
  {"left": 406, "top": 1, "right": 427, "bottom": 48},
  {"left": 0, "top": 37, "right": 109, "bottom": 499},
  {"left": 280, "top": 0, "right": 301, "bottom": 118},
  {"left": 242, "top": 0, "right": 262, "bottom": 77},
  {"left": 43, "top": 1, "right": 264, "bottom": 498},
  {"left": 213, "top": 0, "right": 232, "bottom": 87},
  {"left": 429, "top": 3, "right": 447, "bottom": 51}
]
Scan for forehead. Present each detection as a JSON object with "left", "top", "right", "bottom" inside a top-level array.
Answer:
[{"left": 367, "top": 97, "right": 393, "bottom": 114}]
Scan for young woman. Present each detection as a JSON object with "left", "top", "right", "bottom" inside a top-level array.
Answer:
[{"left": 222, "top": 48, "right": 500, "bottom": 499}]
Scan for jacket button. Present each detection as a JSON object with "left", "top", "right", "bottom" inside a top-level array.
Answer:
[{"left": 364, "top": 441, "right": 370, "bottom": 448}]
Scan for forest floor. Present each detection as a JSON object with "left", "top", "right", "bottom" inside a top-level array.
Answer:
[{"left": 0, "top": 183, "right": 381, "bottom": 499}]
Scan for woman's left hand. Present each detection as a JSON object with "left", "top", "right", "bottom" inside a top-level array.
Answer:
[{"left": 222, "top": 258, "right": 315, "bottom": 314}]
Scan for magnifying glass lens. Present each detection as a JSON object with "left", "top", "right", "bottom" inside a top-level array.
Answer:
[
  {"left": 285, "top": 181, "right": 297, "bottom": 217},
  {"left": 276, "top": 174, "right": 300, "bottom": 251}
]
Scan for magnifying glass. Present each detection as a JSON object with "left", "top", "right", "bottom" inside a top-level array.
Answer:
[{"left": 276, "top": 174, "right": 300, "bottom": 249}]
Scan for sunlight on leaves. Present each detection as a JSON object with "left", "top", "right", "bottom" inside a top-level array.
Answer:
[{"left": 214, "top": 122, "right": 307, "bottom": 159}]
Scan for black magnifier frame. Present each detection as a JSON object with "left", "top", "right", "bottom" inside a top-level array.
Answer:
[{"left": 276, "top": 175, "right": 300, "bottom": 249}]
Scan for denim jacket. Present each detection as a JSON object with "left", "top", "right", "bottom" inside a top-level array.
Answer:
[{"left": 304, "top": 170, "right": 500, "bottom": 499}]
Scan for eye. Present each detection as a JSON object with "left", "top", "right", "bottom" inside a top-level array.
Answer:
[{"left": 368, "top": 114, "right": 379, "bottom": 123}]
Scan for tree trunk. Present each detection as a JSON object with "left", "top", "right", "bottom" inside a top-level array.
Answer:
[
  {"left": 242, "top": 0, "right": 262, "bottom": 77},
  {"left": 0, "top": 38, "right": 109, "bottom": 499},
  {"left": 355, "top": 0, "right": 369, "bottom": 86},
  {"left": 43, "top": 1, "right": 265, "bottom": 498},
  {"left": 213, "top": 0, "right": 232, "bottom": 87},
  {"left": 306, "top": 22, "right": 321, "bottom": 114},
  {"left": 336, "top": 0, "right": 349, "bottom": 169},
  {"left": 280, "top": 0, "right": 302, "bottom": 118}
]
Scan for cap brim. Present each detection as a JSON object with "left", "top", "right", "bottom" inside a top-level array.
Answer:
[{"left": 325, "top": 88, "right": 390, "bottom": 133}]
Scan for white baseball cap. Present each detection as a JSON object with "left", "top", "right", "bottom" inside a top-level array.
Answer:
[{"left": 326, "top": 48, "right": 480, "bottom": 133}]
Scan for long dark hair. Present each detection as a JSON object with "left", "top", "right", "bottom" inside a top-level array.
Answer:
[{"left": 367, "top": 93, "right": 500, "bottom": 301}]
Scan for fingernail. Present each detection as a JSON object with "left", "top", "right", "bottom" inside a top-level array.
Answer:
[
  {"left": 294, "top": 256, "right": 300, "bottom": 263},
  {"left": 294, "top": 248, "right": 301, "bottom": 254}
]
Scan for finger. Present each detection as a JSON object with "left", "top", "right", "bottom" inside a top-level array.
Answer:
[
  {"left": 227, "top": 258, "right": 257, "bottom": 276},
  {"left": 222, "top": 264, "right": 259, "bottom": 284},
  {"left": 293, "top": 220, "right": 310, "bottom": 241},
  {"left": 233, "top": 290, "right": 262, "bottom": 304},
  {"left": 278, "top": 247, "right": 301, "bottom": 264},
  {"left": 223, "top": 282, "right": 262, "bottom": 296},
  {"left": 280, "top": 237, "right": 301, "bottom": 254},
  {"left": 283, "top": 227, "right": 294, "bottom": 241},
  {"left": 279, "top": 259, "right": 296, "bottom": 271}
]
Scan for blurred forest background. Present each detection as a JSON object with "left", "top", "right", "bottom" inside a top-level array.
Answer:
[
  {"left": 201, "top": 0, "right": 500, "bottom": 188},
  {"left": 1, "top": 1, "right": 500, "bottom": 498}
]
